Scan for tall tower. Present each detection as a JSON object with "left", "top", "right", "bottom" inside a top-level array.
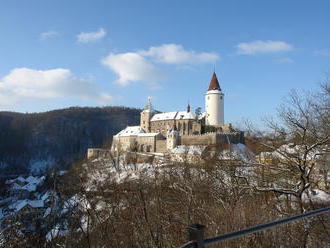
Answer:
[
  {"left": 140, "top": 97, "right": 154, "bottom": 132},
  {"left": 205, "top": 72, "right": 224, "bottom": 126}
]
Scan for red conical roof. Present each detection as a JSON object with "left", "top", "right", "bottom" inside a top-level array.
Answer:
[
  {"left": 187, "top": 103, "right": 190, "bottom": 113},
  {"left": 208, "top": 72, "right": 221, "bottom": 91}
]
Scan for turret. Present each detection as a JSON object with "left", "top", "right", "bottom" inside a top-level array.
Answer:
[
  {"left": 167, "top": 123, "right": 179, "bottom": 150},
  {"left": 205, "top": 72, "right": 224, "bottom": 126},
  {"left": 140, "top": 97, "right": 154, "bottom": 132}
]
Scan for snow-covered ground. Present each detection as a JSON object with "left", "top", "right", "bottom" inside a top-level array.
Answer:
[
  {"left": 258, "top": 143, "right": 322, "bottom": 161},
  {"left": 171, "top": 145, "right": 206, "bottom": 155},
  {"left": 302, "top": 189, "right": 330, "bottom": 204},
  {"left": 170, "top": 143, "right": 255, "bottom": 162}
]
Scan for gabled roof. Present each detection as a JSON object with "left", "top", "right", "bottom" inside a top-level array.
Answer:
[
  {"left": 150, "top": 111, "right": 196, "bottom": 122},
  {"left": 114, "top": 126, "right": 145, "bottom": 137},
  {"left": 208, "top": 72, "right": 221, "bottom": 91},
  {"left": 137, "top": 133, "right": 161, "bottom": 137},
  {"left": 150, "top": 112, "right": 178, "bottom": 121},
  {"left": 9, "top": 200, "right": 44, "bottom": 212},
  {"left": 175, "top": 111, "right": 196, "bottom": 120}
]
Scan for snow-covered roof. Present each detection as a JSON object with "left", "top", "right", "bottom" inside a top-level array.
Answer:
[
  {"left": 6, "top": 176, "right": 45, "bottom": 185},
  {"left": 198, "top": 112, "right": 206, "bottom": 120},
  {"left": 9, "top": 176, "right": 44, "bottom": 192},
  {"left": 41, "top": 191, "right": 52, "bottom": 201},
  {"left": 21, "top": 183, "right": 37, "bottom": 192},
  {"left": 16, "top": 176, "right": 25, "bottom": 183},
  {"left": 11, "top": 183, "right": 23, "bottom": 191},
  {"left": 114, "top": 126, "right": 145, "bottom": 137},
  {"left": 151, "top": 111, "right": 196, "bottom": 122},
  {"left": 6, "top": 176, "right": 25, "bottom": 184},
  {"left": 26, "top": 176, "right": 45, "bottom": 185},
  {"left": 43, "top": 207, "right": 51, "bottom": 218},
  {"left": 9, "top": 200, "right": 44, "bottom": 212},
  {"left": 151, "top": 112, "right": 177, "bottom": 121},
  {"left": 175, "top": 111, "right": 196, "bottom": 120},
  {"left": 137, "top": 133, "right": 160, "bottom": 137}
]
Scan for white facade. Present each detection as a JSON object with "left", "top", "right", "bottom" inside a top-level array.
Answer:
[{"left": 205, "top": 89, "right": 224, "bottom": 126}]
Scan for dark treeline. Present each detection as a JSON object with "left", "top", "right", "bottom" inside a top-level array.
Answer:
[{"left": 0, "top": 106, "right": 140, "bottom": 174}]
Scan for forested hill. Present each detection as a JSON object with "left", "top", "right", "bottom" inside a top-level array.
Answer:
[{"left": 0, "top": 106, "right": 140, "bottom": 175}]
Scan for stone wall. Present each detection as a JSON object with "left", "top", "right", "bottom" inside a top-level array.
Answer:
[
  {"left": 150, "top": 119, "right": 202, "bottom": 136},
  {"left": 136, "top": 136, "right": 155, "bottom": 152},
  {"left": 156, "top": 140, "right": 167, "bottom": 153},
  {"left": 214, "top": 132, "right": 244, "bottom": 144},
  {"left": 181, "top": 134, "right": 215, "bottom": 146},
  {"left": 87, "top": 148, "right": 111, "bottom": 159},
  {"left": 150, "top": 120, "right": 174, "bottom": 136},
  {"left": 180, "top": 131, "right": 244, "bottom": 147}
]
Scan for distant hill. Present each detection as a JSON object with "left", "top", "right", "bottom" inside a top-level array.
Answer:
[{"left": 0, "top": 106, "right": 140, "bottom": 174}]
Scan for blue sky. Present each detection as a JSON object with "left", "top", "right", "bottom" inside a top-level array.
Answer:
[{"left": 0, "top": 0, "right": 329, "bottom": 126}]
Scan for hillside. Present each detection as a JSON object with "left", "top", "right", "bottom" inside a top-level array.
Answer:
[{"left": 0, "top": 106, "right": 140, "bottom": 174}]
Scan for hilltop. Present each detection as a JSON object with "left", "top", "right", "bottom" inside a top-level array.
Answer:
[{"left": 0, "top": 106, "right": 140, "bottom": 175}]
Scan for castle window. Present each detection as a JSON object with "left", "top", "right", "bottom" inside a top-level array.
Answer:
[
  {"left": 183, "top": 123, "right": 186, "bottom": 131},
  {"left": 220, "top": 96, "right": 223, "bottom": 100}
]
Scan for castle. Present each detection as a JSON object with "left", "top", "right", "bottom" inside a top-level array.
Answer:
[{"left": 109, "top": 72, "right": 244, "bottom": 154}]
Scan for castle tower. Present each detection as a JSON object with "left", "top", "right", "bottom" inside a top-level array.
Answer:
[
  {"left": 140, "top": 97, "right": 154, "bottom": 132},
  {"left": 205, "top": 72, "right": 224, "bottom": 126},
  {"left": 167, "top": 124, "right": 179, "bottom": 150}
]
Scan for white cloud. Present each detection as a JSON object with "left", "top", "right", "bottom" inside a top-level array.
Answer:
[
  {"left": 314, "top": 49, "right": 330, "bottom": 56},
  {"left": 236, "top": 40, "right": 293, "bottom": 55},
  {"left": 102, "top": 44, "right": 219, "bottom": 86},
  {"left": 40, "top": 31, "right": 59, "bottom": 40},
  {"left": 77, "top": 28, "right": 106, "bottom": 43},
  {"left": 138, "top": 44, "right": 219, "bottom": 64},
  {"left": 0, "top": 68, "right": 113, "bottom": 106},
  {"left": 102, "top": 52, "right": 166, "bottom": 86}
]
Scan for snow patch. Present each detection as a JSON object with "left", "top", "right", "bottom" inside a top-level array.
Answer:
[{"left": 302, "top": 189, "right": 330, "bottom": 204}]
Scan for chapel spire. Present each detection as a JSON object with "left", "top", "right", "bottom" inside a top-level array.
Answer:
[{"left": 207, "top": 72, "right": 221, "bottom": 91}]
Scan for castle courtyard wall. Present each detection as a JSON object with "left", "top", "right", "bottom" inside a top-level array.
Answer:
[
  {"left": 136, "top": 136, "right": 156, "bottom": 152},
  {"left": 181, "top": 133, "right": 215, "bottom": 146},
  {"left": 180, "top": 132, "right": 244, "bottom": 147},
  {"left": 155, "top": 140, "right": 167, "bottom": 153}
]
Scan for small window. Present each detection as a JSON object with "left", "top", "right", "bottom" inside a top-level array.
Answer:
[
  {"left": 220, "top": 96, "right": 223, "bottom": 100},
  {"left": 207, "top": 96, "right": 210, "bottom": 100}
]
